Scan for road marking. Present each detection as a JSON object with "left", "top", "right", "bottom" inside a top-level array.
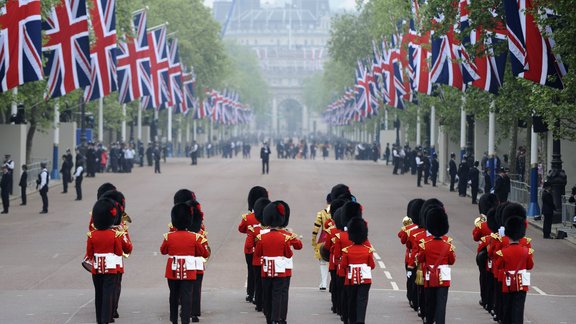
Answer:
[
  {"left": 391, "top": 282, "right": 399, "bottom": 291},
  {"left": 378, "top": 261, "right": 386, "bottom": 269},
  {"left": 153, "top": 252, "right": 159, "bottom": 256},
  {"left": 244, "top": 280, "right": 247, "bottom": 288},
  {"left": 52, "top": 253, "right": 59, "bottom": 258},
  {"left": 26, "top": 314, "right": 34, "bottom": 316},
  {"left": 373, "top": 252, "right": 381, "bottom": 260},
  {"left": 64, "top": 297, "right": 94, "bottom": 324},
  {"left": 384, "top": 271, "right": 393, "bottom": 280},
  {"left": 532, "top": 286, "right": 547, "bottom": 296}
]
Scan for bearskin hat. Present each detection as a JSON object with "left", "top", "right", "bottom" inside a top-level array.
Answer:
[
  {"left": 254, "top": 197, "right": 271, "bottom": 224},
  {"left": 188, "top": 203, "right": 204, "bottom": 233},
  {"left": 408, "top": 199, "right": 425, "bottom": 224},
  {"left": 425, "top": 205, "right": 449, "bottom": 237},
  {"left": 248, "top": 186, "right": 268, "bottom": 211},
  {"left": 333, "top": 207, "right": 346, "bottom": 230},
  {"left": 92, "top": 198, "right": 119, "bottom": 230},
  {"left": 171, "top": 203, "right": 192, "bottom": 231},
  {"left": 330, "top": 198, "right": 347, "bottom": 218},
  {"left": 419, "top": 198, "right": 444, "bottom": 229},
  {"left": 173, "top": 189, "right": 197, "bottom": 205},
  {"left": 263, "top": 200, "right": 290, "bottom": 228},
  {"left": 97, "top": 182, "right": 116, "bottom": 199},
  {"left": 495, "top": 202, "right": 511, "bottom": 228},
  {"left": 326, "top": 193, "right": 333, "bottom": 204},
  {"left": 501, "top": 203, "right": 527, "bottom": 226},
  {"left": 478, "top": 193, "right": 499, "bottom": 216},
  {"left": 279, "top": 201, "right": 291, "bottom": 228},
  {"left": 504, "top": 216, "right": 526, "bottom": 241},
  {"left": 341, "top": 201, "right": 362, "bottom": 230},
  {"left": 330, "top": 184, "right": 350, "bottom": 201},
  {"left": 99, "top": 190, "right": 126, "bottom": 225},
  {"left": 348, "top": 217, "right": 368, "bottom": 244},
  {"left": 486, "top": 208, "right": 499, "bottom": 233}
]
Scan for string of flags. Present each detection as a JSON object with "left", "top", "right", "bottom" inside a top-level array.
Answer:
[{"left": 323, "top": 0, "right": 567, "bottom": 126}]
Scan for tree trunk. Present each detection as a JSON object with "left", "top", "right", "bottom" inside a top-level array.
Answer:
[
  {"left": 25, "top": 104, "right": 39, "bottom": 165},
  {"left": 525, "top": 119, "right": 532, "bottom": 186},
  {"left": 509, "top": 118, "right": 518, "bottom": 175}
]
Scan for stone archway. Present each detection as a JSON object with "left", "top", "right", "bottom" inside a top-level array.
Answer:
[{"left": 271, "top": 94, "right": 308, "bottom": 137}]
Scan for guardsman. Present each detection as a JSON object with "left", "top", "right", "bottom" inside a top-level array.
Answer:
[
  {"left": 417, "top": 201, "right": 456, "bottom": 324},
  {"left": 249, "top": 197, "right": 271, "bottom": 312},
  {"left": 323, "top": 198, "right": 347, "bottom": 315},
  {"left": 495, "top": 214, "right": 534, "bottom": 324},
  {"left": 255, "top": 201, "right": 294, "bottom": 324},
  {"left": 398, "top": 199, "right": 424, "bottom": 309},
  {"left": 333, "top": 202, "right": 366, "bottom": 323},
  {"left": 311, "top": 193, "right": 332, "bottom": 291},
  {"left": 277, "top": 201, "right": 303, "bottom": 323},
  {"left": 238, "top": 186, "right": 269, "bottom": 303},
  {"left": 340, "top": 217, "right": 375, "bottom": 324},
  {"left": 473, "top": 194, "right": 499, "bottom": 310},
  {"left": 86, "top": 198, "right": 123, "bottom": 324},
  {"left": 406, "top": 200, "right": 427, "bottom": 316},
  {"left": 37, "top": 162, "right": 49, "bottom": 214},
  {"left": 161, "top": 204, "right": 209, "bottom": 324},
  {"left": 486, "top": 202, "right": 510, "bottom": 322},
  {"left": 187, "top": 199, "right": 209, "bottom": 323},
  {"left": 100, "top": 190, "right": 133, "bottom": 322}
]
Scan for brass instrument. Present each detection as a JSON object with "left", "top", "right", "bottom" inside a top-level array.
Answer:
[
  {"left": 474, "top": 214, "right": 487, "bottom": 227},
  {"left": 402, "top": 216, "right": 413, "bottom": 226},
  {"left": 122, "top": 212, "right": 132, "bottom": 224}
]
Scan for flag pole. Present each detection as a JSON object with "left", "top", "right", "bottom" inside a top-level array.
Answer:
[
  {"left": 121, "top": 104, "right": 127, "bottom": 141},
  {"left": 137, "top": 104, "right": 142, "bottom": 141},
  {"left": 51, "top": 100, "right": 60, "bottom": 180},
  {"left": 98, "top": 97, "right": 104, "bottom": 142},
  {"left": 167, "top": 106, "right": 173, "bottom": 157}
]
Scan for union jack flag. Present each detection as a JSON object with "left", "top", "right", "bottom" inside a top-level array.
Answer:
[
  {"left": 166, "top": 36, "right": 182, "bottom": 108},
  {"left": 354, "top": 61, "right": 378, "bottom": 119},
  {"left": 43, "top": 0, "right": 92, "bottom": 99},
  {"left": 143, "top": 25, "right": 171, "bottom": 109},
  {"left": 0, "top": 0, "right": 43, "bottom": 93},
  {"left": 457, "top": 0, "right": 480, "bottom": 85},
  {"left": 430, "top": 15, "right": 465, "bottom": 91},
  {"left": 84, "top": 0, "right": 117, "bottom": 101},
  {"left": 504, "top": 0, "right": 566, "bottom": 89},
  {"left": 180, "top": 68, "right": 195, "bottom": 115},
  {"left": 116, "top": 9, "right": 151, "bottom": 103}
]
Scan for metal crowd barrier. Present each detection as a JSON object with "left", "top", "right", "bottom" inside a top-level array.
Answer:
[
  {"left": 26, "top": 160, "right": 51, "bottom": 188},
  {"left": 561, "top": 195, "right": 576, "bottom": 226},
  {"left": 508, "top": 180, "right": 543, "bottom": 210}
]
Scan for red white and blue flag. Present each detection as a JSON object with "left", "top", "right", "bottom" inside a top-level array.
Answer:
[
  {"left": 43, "top": 0, "right": 92, "bottom": 99},
  {"left": 504, "top": 0, "right": 566, "bottom": 89},
  {"left": 84, "top": 0, "right": 117, "bottom": 101},
  {"left": 116, "top": 9, "right": 151, "bottom": 103},
  {"left": 142, "top": 24, "right": 171, "bottom": 109},
  {"left": 166, "top": 36, "right": 182, "bottom": 109},
  {"left": 430, "top": 15, "right": 465, "bottom": 91},
  {"left": 180, "top": 68, "right": 195, "bottom": 115},
  {"left": 0, "top": 0, "right": 43, "bottom": 93}
]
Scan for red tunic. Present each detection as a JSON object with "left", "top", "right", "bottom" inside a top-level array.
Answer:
[
  {"left": 160, "top": 230, "right": 209, "bottom": 280},
  {"left": 238, "top": 212, "right": 259, "bottom": 254},
  {"left": 325, "top": 227, "right": 340, "bottom": 271},
  {"left": 398, "top": 223, "right": 418, "bottom": 264},
  {"left": 334, "top": 232, "right": 372, "bottom": 277},
  {"left": 279, "top": 229, "right": 302, "bottom": 277},
  {"left": 195, "top": 230, "right": 210, "bottom": 275},
  {"left": 254, "top": 230, "right": 293, "bottom": 278},
  {"left": 86, "top": 229, "right": 123, "bottom": 275},
  {"left": 407, "top": 227, "right": 426, "bottom": 268},
  {"left": 494, "top": 244, "right": 534, "bottom": 293},
  {"left": 338, "top": 243, "right": 376, "bottom": 285},
  {"left": 114, "top": 223, "right": 133, "bottom": 273},
  {"left": 249, "top": 225, "right": 265, "bottom": 266},
  {"left": 472, "top": 219, "right": 492, "bottom": 242},
  {"left": 417, "top": 237, "right": 456, "bottom": 288}
]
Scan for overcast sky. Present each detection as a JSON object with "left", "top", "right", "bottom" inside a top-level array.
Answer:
[{"left": 203, "top": 0, "right": 357, "bottom": 11}]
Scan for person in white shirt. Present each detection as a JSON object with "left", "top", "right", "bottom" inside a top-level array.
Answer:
[
  {"left": 74, "top": 162, "right": 84, "bottom": 201},
  {"left": 416, "top": 151, "right": 424, "bottom": 187},
  {"left": 37, "top": 162, "right": 49, "bottom": 213},
  {"left": 124, "top": 145, "right": 135, "bottom": 173},
  {"left": 3, "top": 154, "right": 14, "bottom": 195}
]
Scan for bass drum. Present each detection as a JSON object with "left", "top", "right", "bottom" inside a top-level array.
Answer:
[
  {"left": 319, "top": 243, "right": 330, "bottom": 262},
  {"left": 82, "top": 256, "right": 93, "bottom": 273}
]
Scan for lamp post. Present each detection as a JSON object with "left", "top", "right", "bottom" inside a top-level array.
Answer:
[{"left": 547, "top": 119, "right": 566, "bottom": 224}]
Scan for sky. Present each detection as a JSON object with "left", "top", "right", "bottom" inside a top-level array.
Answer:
[{"left": 203, "top": 0, "right": 357, "bottom": 11}]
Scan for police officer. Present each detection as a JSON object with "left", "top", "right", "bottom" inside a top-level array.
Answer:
[
  {"left": 37, "top": 162, "right": 49, "bottom": 214},
  {"left": 260, "top": 142, "right": 271, "bottom": 175},
  {"left": 449, "top": 153, "right": 457, "bottom": 192}
]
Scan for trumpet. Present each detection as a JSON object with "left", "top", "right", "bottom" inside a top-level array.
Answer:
[
  {"left": 285, "top": 228, "right": 303, "bottom": 240},
  {"left": 474, "top": 214, "right": 487, "bottom": 227},
  {"left": 122, "top": 212, "right": 132, "bottom": 224},
  {"left": 402, "top": 216, "right": 413, "bottom": 226}
]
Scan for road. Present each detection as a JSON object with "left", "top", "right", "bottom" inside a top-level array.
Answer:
[{"left": 0, "top": 155, "right": 575, "bottom": 324}]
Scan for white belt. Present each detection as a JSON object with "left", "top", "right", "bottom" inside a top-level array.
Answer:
[
  {"left": 506, "top": 269, "right": 530, "bottom": 286},
  {"left": 348, "top": 263, "right": 372, "bottom": 280},
  {"left": 94, "top": 253, "right": 122, "bottom": 270},
  {"left": 169, "top": 255, "right": 203, "bottom": 271},
  {"left": 426, "top": 264, "right": 451, "bottom": 281},
  {"left": 262, "top": 256, "right": 287, "bottom": 273}
]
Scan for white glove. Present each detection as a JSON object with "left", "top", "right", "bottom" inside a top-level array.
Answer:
[
  {"left": 498, "top": 226, "right": 506, "bottom": 237},
  {"left": 407, "top": 271, "right": 412, "bottom": 278}
]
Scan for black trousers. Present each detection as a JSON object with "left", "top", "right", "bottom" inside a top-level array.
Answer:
[
  {"left": 154, "top": 161, "right": 161, "bottom": 173},
  {"left": 62, "top": 174, "right": 69, "bottom": 192},
  {"left": 20, "top": 185, "right": 26, "bottom": 205},
  {"left": 280, "top": 276, "right": 291, "bottom": 321},
  {"left": 392, "top": 158, "right": 399, "bottom": 174},
  {"left": 168, "top": 279, "right": 193, "bottom": 324},
  {"left": 417, "top": 282, "right": 426, "bottom": 316},
  {"left": 478, "top": 265, "right": 488, "bottom": 306},
  {"left": 431, "top": 173, "right": 438, "bottom": 187},
  {"left": 417, "top": 167, "right": 423, "bottom": 186},
  {"left": 93, "top": 274, "right": 115, "bottom": 324},
  {"left": 112, "top": 273, "right": 122, "bottom": 320},
  {"left": 338, "top": 276, "right": 348, "bottom": 321},
  {"left": 262, "top": 277, "right": 286, "bottom": 323},
  {"left": 486, "top": 274, "right": 494, "bottom": 312},
  {"left": 424, "top": 286, "right": 449, "bottom": 324},
  {"left": 450, "top": 175, "right": 456, "bottom": 191},
  {"left": 346, "top": 284, "right": 371, "bottom": 324},
  {"left": 424, "top": 168, "right": 430, "bottom": 184},
  {"left": 191, "top": 273, "right": 203, "bottom": 316},
  {"left": 253, "top": 265, "right": 263, "bottom": 310},
  {"left": 458, "top": 179, "right": 467, "bottom": 196},
  {"left": 245, "top": 254, "right": 255, "bottom": 299},
  {"left": 262, "top": 160, "right": 269, "bottom": 174},
  {"left": 502, "top": 291, "right": 527, "bottom": 324},
  {"left": 75, "top": 176, "right": 83, "bottom": 200},
  {"left": 191, "top": 153, "right": 198, "bottom": 165},
  {"left": 543, "top": 212, "right": 553, "bottom": 238},
  {"left": 330, "top": 270, "right": 339, "bottom": 313},
  {"left": 1, "top": 190, "right": 9, "bottom": 212},
  {"left": 39, "top": 188, "right": 48, "bottom": 212},
  {"left": 471, "top": 186, "right": 479, "bottom": 203}
]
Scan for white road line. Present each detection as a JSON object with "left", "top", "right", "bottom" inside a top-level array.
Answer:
[
  {"left": 378, "top": 261, "right": 386, "bottom": 269},
  {"left": 64, "top": 298, "right": 94, "bottom": 324},
  {"left": 532, "top": 286, "right": 547, "bottom": 296},
  {"left": 391, "top": 282, "right": 399, "bottom": 291},
  {"left": 384, "top": 271, "right": 393, "bottom": 280},
  {"left": 373, "top": 252, "right": 381, "bottom": 260},
  {"left": 153, "top": 252, "right": 159, "bottom": 256},
  {"left": 52, "top": 253, "right": 59, "bottom": 259}
]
